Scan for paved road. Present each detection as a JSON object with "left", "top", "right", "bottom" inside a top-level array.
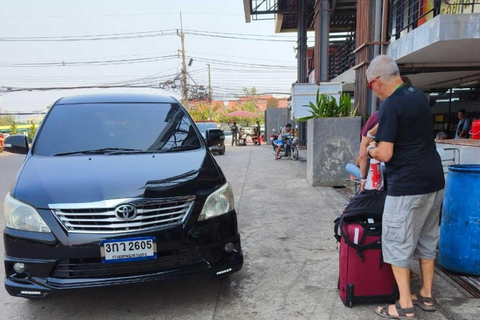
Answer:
[{"left": 0, "top": 147, "right": 455, "bottom": 320}]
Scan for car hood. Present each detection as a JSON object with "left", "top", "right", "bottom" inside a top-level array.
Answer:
[{"left": 13, "top": 149, "right": 224, "bottom": 209}]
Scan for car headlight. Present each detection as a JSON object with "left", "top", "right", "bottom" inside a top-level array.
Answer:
[
  {"left": 3, "top": 193, "right": 51, "bottom": 233},
  {"left": 198, "top": 182, "right": 235, "bottom": 221}
]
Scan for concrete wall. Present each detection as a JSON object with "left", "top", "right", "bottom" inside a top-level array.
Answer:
[
  {"left": 265, "top": 108, "right": 290, "bottom": 136},
  {"left": 307, "top": 117, "right": 361, "bottom": 186}
]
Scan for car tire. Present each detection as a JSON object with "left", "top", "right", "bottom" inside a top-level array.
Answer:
[{"left": 218, "top": 147, "right": 225, "bottom": 155}]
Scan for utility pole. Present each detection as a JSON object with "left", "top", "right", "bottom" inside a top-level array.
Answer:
[
  {"left": 207, "top": 63, "right": 212, "bottom": 121},
  {"left": 177, "top": 12, "right": 189, "bottom": 108}
]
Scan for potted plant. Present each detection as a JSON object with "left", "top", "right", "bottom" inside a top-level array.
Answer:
[{"left": 298, "top": 90, "right": 361, "bottom": 187}]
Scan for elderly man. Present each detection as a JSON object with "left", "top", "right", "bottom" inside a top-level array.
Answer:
[{"left": 366, "top": 55, "right": 445, "bottom": 320}]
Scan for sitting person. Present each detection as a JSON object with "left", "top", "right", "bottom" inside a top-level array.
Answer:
[
  {"left": 346, "top": 157, "right": 361, "bottom": 180},
  {"left": 275, "top": 123, "right": 293, "bottom": 160}
]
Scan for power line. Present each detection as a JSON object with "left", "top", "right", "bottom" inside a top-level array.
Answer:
[
  {"left": 0, "top": 30, "right": 176, "bottom": 42},
  {"left": 0, "top": 55, "right": 178, "bottom": 68},
  {"left": 0, "top": 12, "right": 242, "bottom": 19},
  {"left": 0, "top": 28, "right": 299, "bottom": 43},
  {"left": 187, "top": 56, "right": 296, "bottom": 69}
]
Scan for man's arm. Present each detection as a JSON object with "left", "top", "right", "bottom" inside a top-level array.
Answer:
[
  {"left": 367, "top": 123, "right": 379, "bottom": 138},
  {"left": 367, "top": 141, "right": 394, "bottom": 163},
  {"left": 459, "top": 119, "right": 471, "bottom": 138},
  {"left": 359, "top": 136, "right": 369, "bottom": 190}
]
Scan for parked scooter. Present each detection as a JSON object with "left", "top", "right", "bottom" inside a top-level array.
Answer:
[
  {"left": 274, "top": 134, "right": 299, "bottom": 160},
  {"left": 270, "top": 129, "right": 279, "bottom": 151}
]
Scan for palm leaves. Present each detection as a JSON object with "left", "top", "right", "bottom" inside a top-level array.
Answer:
[{"left": 297, "top": 89, "right": 355, "bottom": 122}]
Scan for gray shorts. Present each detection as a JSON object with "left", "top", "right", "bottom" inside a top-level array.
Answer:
[{"left": 382, "top": 189, "right": 444, "bottom": 268}]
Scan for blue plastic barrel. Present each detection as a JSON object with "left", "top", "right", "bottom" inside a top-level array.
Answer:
[{"left": 438, "top": 165, "right": 480, "bottom": 275}]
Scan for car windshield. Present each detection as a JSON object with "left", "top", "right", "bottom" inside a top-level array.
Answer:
[
  {"left": 196, "top": 122, "right": 217, "bottom": 133},
  {"left": 34, "top": 103, "right": 202, "bottom": 156}
]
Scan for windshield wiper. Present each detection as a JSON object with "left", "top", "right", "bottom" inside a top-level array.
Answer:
[
  {"left": 154, "top": 146, "right": 200, "bottom": 153},
  {"left": 54, "top": 148, "right": 145, "bottom": 156}
]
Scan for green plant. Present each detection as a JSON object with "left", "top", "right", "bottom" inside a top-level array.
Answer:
[
  {"left": 9, "top": 121, "right": 18, "bottom": 134},
  {"left": 27, "top": 120, "right": 37, "bottom": 142},
  {"left": 0, "top": 115, "right": 15, "bottom": 126},
  {"left": 297, "top": 90, "right": 355, "bottom": 122}
]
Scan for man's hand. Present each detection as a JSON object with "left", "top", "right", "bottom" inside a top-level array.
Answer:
[{"left": 360, "top": 179, "right": 366, "bottom": 191}]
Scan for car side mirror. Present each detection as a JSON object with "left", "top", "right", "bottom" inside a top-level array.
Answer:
[
  {"left": 4, "top": 135, "right": 29, "bottom": 154},
  {"left": 206, "top": 129, "right": 225, "bottom": 148}
]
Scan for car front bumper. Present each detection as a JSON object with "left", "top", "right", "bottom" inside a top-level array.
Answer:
[{"left": 4, "top": 211, "right": 243, "bottom": 298}]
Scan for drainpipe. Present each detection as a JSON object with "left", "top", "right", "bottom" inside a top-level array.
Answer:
[
  {"left": 297, "top": 0, "right": 308, "bottom": 146},
  {"left": 320, "top": 0, "right": 330, "bottom": 82},
  {"left": 297, "top": 0, "right": 308, "bottom": 83}
]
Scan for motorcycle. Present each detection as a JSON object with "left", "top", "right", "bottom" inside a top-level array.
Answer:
[
  {"left": 273, "top": 134, "right": 299, "bottom": 160},
  {"left": 269, "top": 129, "right": 279, "bottom": 151}
]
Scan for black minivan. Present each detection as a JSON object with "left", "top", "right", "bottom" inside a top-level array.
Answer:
[{"left": 3, "top": 94, "right": 243, "bottom": 298}]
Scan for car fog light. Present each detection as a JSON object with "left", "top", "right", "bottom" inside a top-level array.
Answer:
[
  {"left": 13, "top": 263, "right": 26, "bottom": 274},
  {"left": 216, "top": 268, "right": 232, "bottom": 275},
  {"left": 225, "top": 242, "right": 235, "bottom": 253}
]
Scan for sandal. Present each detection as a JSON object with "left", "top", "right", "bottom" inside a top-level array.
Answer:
[
  {"left": 410, "top": 271, "right": 420, "bottom": 281},
  {"left": 375, "top": 301, "right": 417, "bottom": 320},
  {"left": 412, "top": 291, "right": 436, "bottom": 311}
]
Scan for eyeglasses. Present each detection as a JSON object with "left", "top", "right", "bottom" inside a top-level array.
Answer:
[{"left": 368, "top": 76, "right": 381, "bottom": 90}]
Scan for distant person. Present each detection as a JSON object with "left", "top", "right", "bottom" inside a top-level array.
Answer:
[
  {"left": 455, "top": 109, "right": 471, "bottom": 139},
  {"left": 436, "top": 131, "right": 448, "bottom": 141},
  {"left": 345, "top": 111, "right": 379, "bottom": 186},
  {"left": 255, "top": 121, "right": 261, "bottom": 145},
  {"left": 231, "top": 122, "right": 239, "bottom": 146},
  {"left": 275, "top": 123, "right": 292, "bottom": 160}
]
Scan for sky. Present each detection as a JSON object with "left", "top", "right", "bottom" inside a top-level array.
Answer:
[{"left": 0, "top": 0, "right": 315, "bottom": 118}]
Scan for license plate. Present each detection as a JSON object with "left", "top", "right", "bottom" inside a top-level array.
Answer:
[{"left": 100, "top": 237, "right": 157, "bottom": 263}]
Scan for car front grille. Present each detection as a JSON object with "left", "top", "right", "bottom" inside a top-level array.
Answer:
[
  {"left": 51, "top": 248, "right": 206, "bottom": 279},
  {"left": 50, "top": 196, "right": 195, "bottom": 234}
]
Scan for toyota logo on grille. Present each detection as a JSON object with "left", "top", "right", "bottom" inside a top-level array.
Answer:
[{"left": 115, "top": 204, "right": 137, "bottom": 220}]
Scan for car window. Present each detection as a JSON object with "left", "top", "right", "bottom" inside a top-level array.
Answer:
[
  {"left": 34, "top": 103, "right": 202, "bottom": 156},
  {"left": 196, "top": 123, "right": 217, "bottom": 133}
]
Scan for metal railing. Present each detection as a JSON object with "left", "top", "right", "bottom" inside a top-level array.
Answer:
[
  {"left": 389, "top": 0, "right": 480, "bottom": 40},
  {"left": 329, "top": 32, "right": 356, "bottom": 79}
]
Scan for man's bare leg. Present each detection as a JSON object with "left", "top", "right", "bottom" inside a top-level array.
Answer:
[
  {"left": 377, "top": 265, "right": 415, "bottom": 317},
  {"left": 275, "top": 144, "right": 282, "bottom": 159},
  {"left": 412, "top": 259, "right": 435, "bottom": 306}
]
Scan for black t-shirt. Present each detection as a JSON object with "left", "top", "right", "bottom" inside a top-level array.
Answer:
[{"left": 376, "top": 85, "right": 445, "bottom": 196}]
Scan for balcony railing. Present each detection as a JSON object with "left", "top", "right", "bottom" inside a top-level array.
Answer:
[
  {"left": 329, "top": 32, "right": 356, "bottom": 79},
  {"left": 388, "top": 0, "right": 480, "bottom": 40}
]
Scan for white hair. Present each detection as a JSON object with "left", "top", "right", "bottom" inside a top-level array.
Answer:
[{"left": 366, "top": 55, "right": 400, "bottom": 82}]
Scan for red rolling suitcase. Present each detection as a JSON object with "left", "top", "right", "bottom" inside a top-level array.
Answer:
[{"left": 334, "top": 191, "right": 398, "bottom": 307}]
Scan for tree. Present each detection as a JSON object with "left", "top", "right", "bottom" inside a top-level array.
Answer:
[
  {"left": 10, "top": 121, "right": 18, "bottom": 134},
  {"left": 27, "top": 120, "right": 37, "bottom": 142},
  {"left": 240, "top": 101, "right": 257, "bottom": 113},
  {"left": 242, "top": 87, "right": 257, "bottom": 97},
  {"left": 0, "top": 115, "right": 15, "bottom": 126},
  {"left": 266, "top": 97, "right": 279, "bottom": 109}
]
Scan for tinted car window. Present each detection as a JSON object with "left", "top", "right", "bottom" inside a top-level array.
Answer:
[
  {"left": 196, "top": 123, "right": 217, "bottom": 133},
  {"left": 34, "top": 103, "right": 202, "bottom": 156}
]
